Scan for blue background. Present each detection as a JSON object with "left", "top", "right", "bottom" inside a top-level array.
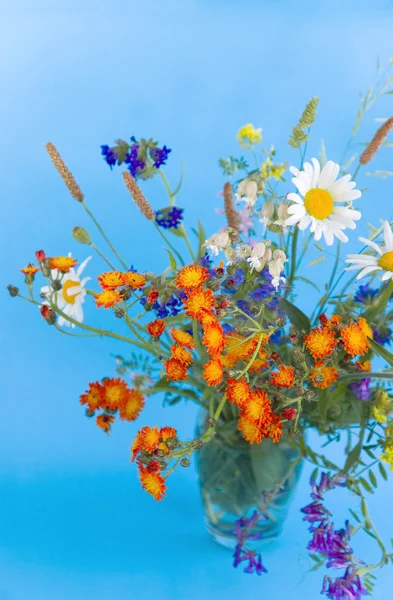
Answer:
[{"left": 1, "top": 1, "right": 393, "bottom": 598}]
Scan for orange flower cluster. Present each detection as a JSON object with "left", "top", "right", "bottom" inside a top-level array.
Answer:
[
  {"left": 226, "top": 379, "right": 283, "bottom": 444},
  {"left": 79, "top": 378, "right": 145, "bottom": 433},
  {"left": 132, "top": 425, "right": 178, "bottom": 501},
  {"left": 270, "top": 364, "right": 295, "bottom": 388},
  {"left": 95, "top": 270, "right": 146, "bottom": 308},
  {"left": 305, "top": 314, "right": 373, "bottom": 389},
  {"left": 165, "top": 329, "right": 195, "bottom": 382},
  {"left": 221, "top": 333, "right": 269, "bottom": 370}
]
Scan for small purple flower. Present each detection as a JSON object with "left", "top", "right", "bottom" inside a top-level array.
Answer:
[
  {"left": 125, "top": 143, "right": 146, "bottom": 178},
  {"left": 251, "top": 284, "right": 274, "bottom": 301},
  {"left": 150, "top": 145, "right": 172, "bottom": 169},
  {"left": 237, "top": 299, "right": 252, "bottom": 316},
  {"left": 354, "top": 284, "right": 379, "bottom": 304},
  {"left": 101, "top": 144, "right": 118, "bottom": 168},
  {"left": 270, "top": 328, "right": 283, "bottom": 344},
  {"left": 372, "top": 327, "right": 392, "bottom": 346},
  {"left": 231, "top": 512, "right": 267, "bottom": 576},
  {"left": 155, "top": 206, "right": 184, "bottom": 229},
  {"left": 222, "top": 322, "right": 234, "bottom": 334},
  {"left": 322, "top": 567, "right": 368, "bottom": 599},
  {"left": 349, "top": 378, "right": 371, "bottom": 401}
]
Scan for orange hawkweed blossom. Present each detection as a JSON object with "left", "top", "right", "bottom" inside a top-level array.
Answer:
[
  {"left": 270, "top": 364, "right": 295, "bottom": 388},
  {"left": 171, "top": 343, "right": 193, "bottom": 366},
  {"left": 94, "top": 289, "right": 122, "bottom": 308},
  {"left": 266, "top": 414, "right": 284, "bottom": 443},
  {"left": 242, "top": 389, "right": 271, "bottom": 423},
  {"left": 304, "top": 326, "right": 337, "bottom": 359},
  {"left": 203, "top": 358, "right": 224, "bottom": 386},
  {"left": 49, "top": 255, "right": 77, "bottom": 272},
  {"left": 356, "top": 360, "right": 371, "bottom": 372},
  {"left": 310, "top": 362, "right": 339, "bottom": 389},
  {"left": 124, "top": 272, "right": 147, "bottom": 289},
  {"left": 202, "top": 320, "right": 226, "bottom": 355},
  {"left": 119, "top": 389, "right": 145, "bottom": 421},
  {"left": 138, "top": 463, "right": 167, "bottom": 501},
  {"left": 102, "top": 377, "right": 132, "bottom": 410},
  {"left": 98, "top": 271, "right": 127, "bottom": 289},
  {"left": 131, "top": 425, "right": 177, "bottom": 461},
  {"left": 165, "top": 357, "right": 188, "bottom": 381},
  {"left": 175, "top": 264, "right": 210, "bottom": 289},
  {"left": 341, "top": 318, "right": 372, "bottom": 357},
  {"left": 147, "top": 319, "right": 166, "bottom": 337},
  {"left": 226, "top": 377, "right": 251, "bottom": 408},
  {"left": 20, "top": 264, "right": 40, "bottom": 276},
  {"left": 96, "top": 414, "right": 114, "bottom": 434},
  {"left": 182, "top": 287, "right": 216, "bottom": 322},
  {"left": 79, "top": 381, "right": 105, "bottom": 411},
  {"left": 170, "top": 328, "right": 195, "bottom": 349}
]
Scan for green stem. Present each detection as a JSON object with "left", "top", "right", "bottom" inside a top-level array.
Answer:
[
  {"left": 285, "top": 227, "right": 299, "bottom": 298},
  {"left": 154, "top": 223, "right": 185, "bottom": 266},
  {"left": 179, "top": 224, "right": 196, "bottom": 261},
  {"left": 82, "top": 201, "right": 129, "bottom": 270},
  {"left": 89, "top": 242, "right": 117, "bottom": 270}
]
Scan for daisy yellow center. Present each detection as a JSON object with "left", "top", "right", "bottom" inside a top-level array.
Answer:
[
  {"left": 304, "top": 188, "right": 334, "bottom": 220},
  {"left": 62, "top": 279, "right": 80, "bottom": 304},
  {"left": 378, "top": 251, "right": 393, "bottom": 272}
]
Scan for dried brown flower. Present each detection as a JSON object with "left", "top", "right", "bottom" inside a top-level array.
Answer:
[
  {"left": 122, "top": 171, "right": 155, "bottom": 221},
  {"left": 359, "top": 117, "right": 393, "bottom": 164},
  {"left": 45, "top": 143, "right": 84, "bottom": 202},
  {"left": 223, "top": 182, "right": 239, "bottom": 231}
]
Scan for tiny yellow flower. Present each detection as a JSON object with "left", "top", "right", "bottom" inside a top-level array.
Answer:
[{"left": 237, "top": 123, "right": 262, "bottom": 148}]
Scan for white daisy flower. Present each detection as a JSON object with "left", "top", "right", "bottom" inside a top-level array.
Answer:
[
  {"left": 285, "top": 158, "right": 362, "bottom": 246},
  {"left": 41, "top": 253, "right": 92, "bottom": 327},
  {"left": 345, "top": 220, "right": 393, "bottom": 282}
]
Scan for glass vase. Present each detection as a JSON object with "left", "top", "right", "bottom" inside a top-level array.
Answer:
[{"left": 195, "top": 408, "right": 304, "bottom": 549}]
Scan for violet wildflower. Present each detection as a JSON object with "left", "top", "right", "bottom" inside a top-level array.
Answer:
[
  {"left": 101, "top": 145, "right": 118, "bottom": 168},
  {"left": 231, "top": 511, "right": 267, "bottom": 576},
  {"left": 222, "top": 268, "right": 245, "bottom": 293},
  {"left": 155, "top": 206, "right": 184, "bottom": 229},
  {"left": 349, "top": 378, "right": 371, "bottom": 401},
  {"left": 372, "top": 327, "right": 392, "bottom": 346},
  {"left": 125, "top": 144, "right": 146, "bottom": 178},
  {"left": 322, "top": 567, "right": 368, "bottom": 600},
  {"left": 150, "top": 145, "right": 172, "bottom": 169},
  {"left": 354, "top": 284, "right": 379, "bottom": 304}
]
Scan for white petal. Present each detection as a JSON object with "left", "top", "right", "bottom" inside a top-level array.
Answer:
[
  {"left": 310, "top": 158, "right": 321, "bottom": 187},
  {"left": 298, "top": 214, "right": 312, "bottom": 231},
  {"left": 287, "top": 193, "right": 304, "bottom": 205},
  {"left": 356, "top": 265, "right": 382, "bottom": 279},
  {"left": 80, "top": 276, "right": 91, "bottom": 287},
  {"left": 287, "top": 204, "right": 305, "bottom": 215},
  {"left": 358, "top": 237, "right": 383, "bottom": 255},
  {"left": 383, "top": 220, "right": 393, "bottom": 251},
  {"left": 77, "top": 256, "right": 92, "bottom": 277}
]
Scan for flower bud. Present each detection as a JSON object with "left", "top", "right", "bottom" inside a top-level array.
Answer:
[
  {"left": 7, "top": 284, "right": 19, "bottom": 297},
  {"left": 52, "top": 280, "right": 62, "bottom": 291},
  {"left": 114, "top": 306, "right": 125, "bottom": 319},
  {"left": 72, "top": 226, "right": 91, "bottom": 245},
  {"left": 121, "top": 285, "right": 132, "bottom": 301},
  {"left": 180, "top": 457, "right": 190, "bottom": 467},
  {"left": 40, "top": 305, "right": 56, "bottom": 325},
  {"left": 85, "top": 408, "right": 95, "bottom": 418},
  {"left": 192, "top": 438, "right": 203, "bottom": 450},
  {"left": 282, "top": 407, "right": 297, "bottom": 421},
  {"left": 206, "top": 417, "right": 216, "bottom": 428},
  {"left": 35, "top": 250, "right": 46, "bottom": 262},
  {"left": 261, "top": 200, "right": 274, "bottom": 220},
  {"left": 42, "top": 261, "right": 51, "bottom": 277},
  {"left": 277, "top": 201, "right": 289, "bottom": 221}
]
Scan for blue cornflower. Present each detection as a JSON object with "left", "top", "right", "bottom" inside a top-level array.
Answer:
[
  {"left": 373, "top": 327, "right": 392, "bottom": 346},
  {"left": 270, "top": 328, "right": 283, "bottom": 344},
  {"left": 101, "top": 144, "right": 118, "bottom": 168},
  {"left": 155, "top": 206, "right": 184, "bottom": 229},
  {"left": 125, "top": 143, "right": 146, "bottom": 178},
  {"left": 354, "top": 284, "right": 379, "bottom": 304},
  {"left": 150, "top": 145, "right": 172, "bottom": 169}
]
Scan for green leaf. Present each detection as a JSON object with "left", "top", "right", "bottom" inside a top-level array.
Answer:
[
  {"left": 349, "top": 508, "right": 361, "bottom": 523},
  {"left": 379, "top": 462, "right": 388, "bottom": 481},
  {"left": 171, "top": 164, "right": 184, "bottom": 198},
  {"left": 196, "top": 220, "right": 206, "bottom": 258},
  {"left": 318, "top": 390, "right": 330, "bottom": 420},
  {"left": 280, "top": 298, "right": 311, "bottom": 333},
  {"left": 308, "top": 256, "right": 326, "bottom": 267},
  {"left": 359, "top": 476, "right": 374, "bottom": 494},
  {"left": 165, "top": 249, "right": 177, "bottom": 270},
  {"left": 295, "top": 276, "right": 320, "bottom": 292},
  {"left": 369, "top": 339, "right": 393, "bottom": 367},
  {"left": 344, "top": 440, "right": 362, "bottom": 473},
  {"left": 369, "top": 470, "right": 378, "bottom": 488}
]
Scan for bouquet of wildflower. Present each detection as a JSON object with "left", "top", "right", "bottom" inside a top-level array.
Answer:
[{"left": 9, "top": 63, "right": 393, "bottom": 598}]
